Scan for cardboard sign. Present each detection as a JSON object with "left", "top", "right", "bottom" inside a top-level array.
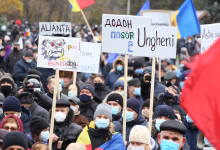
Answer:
[
  {"left": 37, "top": 36, "right": 81, "bottom": 69},
  {"left": 102, "top": 14, "right": 151, "bottom": 54},
  {"left": 201, "top": 24, "right": 220, "bottom": 52},
  {"left": 59, "top": 42, "right": 101, "bottom": 73},
  {"left": 133, "top": 25, "right": 177, "bottom": 58},
  {"left": 141, "top": 10, "right": 171, "bottom": 26},
  {"left": 39, "top": 22, "right": 72, "bottom": 37}
]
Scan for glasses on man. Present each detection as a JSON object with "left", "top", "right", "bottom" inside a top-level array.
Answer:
[
  {"left": 161, "top": 131, "right": 183, "bottom": 144},
  {"left": 3, "top": 126, "right": 18, "bottom": 131}
]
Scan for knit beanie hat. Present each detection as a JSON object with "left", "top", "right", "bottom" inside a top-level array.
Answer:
[
  {"left": 142, "top": 99, "right": 157, "bottom": 112},
  {"left": 127, "top": 98, "right": 140, "bottom": 114},
  {"left": 0, "top": 75, "right": 14, "bottom": 88},
  {"left": 128, "top": 78, "right": 140, "bottom": 86},
  {"left": 133, "top": 61, "right": 143, "bottom": 70},
  {"left": 157, "top": 106, "right": 175, "bottom": 120},
  {"left": 94, "top": 103, "right": 112, "bottom": 121},
  {"left": 0, "top": 129, "right": 8, "bottom": 142},
  {"left": 164, "top": 70, "right": 176, "bottom": 80},
  {"left": 2, "top": 131, "right": 28, "bottom": 150},
  {"left": 24, "top": 51, "right": 33, "bottom": 57},
  {"left": 2, "top": 96, "right": 21, "bottom": 112},
  {"left": 106, "top": 93, "right": 123, "bottom": 107},
  {"left": 29, "top": 116, "right": 49, "bottom": 134},
  {"left": 129, "top": 125, "right": 150, "bottom": 144},
  {"left": 80, "top": 84, "right": 94, "bottom": 96}
]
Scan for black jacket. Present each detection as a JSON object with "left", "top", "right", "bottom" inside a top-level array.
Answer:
[
  {"left": 52, "top": 109, "right": 83, "bottom": 150},
  {"left": 33, "top": 90, "right": 54, "bottom": 111},
  {"left": 0, "top": 84, "right": 17, "bottom": 98},
  {"left": 112, "top": 111, "right": 122, "bottom": 122},
  {"left": 29, "top": 102, "right": 49, "bottom": 122},
  {"left": 94, "top": 85, "right": 111, "bottom": 101},
  {"left": 79, "top": 100, "right": 98, "bottom": 122}
]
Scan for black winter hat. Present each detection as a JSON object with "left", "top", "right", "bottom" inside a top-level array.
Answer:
[
  {"left": 56, "top": 99, "right": 70, "bottom": 107},
  {"left": 24, "top": 51, "right": 33, "bottom": 57},
  {"left": 142, "top": 99, "right": 157, "bottom": 112},
  {"left": 133, "top": 61, "right": 143, "bottom": 71},
  {"left": 160, "top": 120, "right": 187, "bottom": 135},
  {"left": 128, "top": 78, "right": 140, "bottom": 86},
  {"left": 0, "top": 75, "right": 14, "bottom": 88},
  {"left": 127, "top": 98, "right": 140, "bottom": 114},
  {"left": 80, "top": 84, "right": 94, "bottom": 96},
  {"left": 106, "top": 93, "right": 123, "bottom": 108},
  {"left": 28, "top": 69, "right": 42, "bottom": 76},
  {"left": 128, "top": 70, "right": 135, "bottom": 76},
  {"left": 2, "top": 96, "right": 21, "bottom": 112},
  {"left": 15, "top": 92, "right": 34, "bottom": 104},
  {"left": 2, "top": 131, "right": 28, "bottom": 150},
  {"left": 157, "top": 105, "right": 175, "bottom": 120},
  {"left": 29, "top": 116, "right": 49, "bottom": 134}
]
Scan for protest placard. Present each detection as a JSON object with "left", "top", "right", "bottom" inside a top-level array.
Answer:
[
  {"left": 133, "top": 25, "right": 177, "bottom": 58},
  {"left": 201, "top": 23, "right": 220, "bottom": 53},
  {"left": 141, "top": 10, "right": 171, "bottom": 26},
  {"left": 37, "top": 36, "right": 81, "bottom": 69},
  {"left": 39, "top": 22, "right": 72, "bottom": 37},
  {"left": 102, "top": 14, "right": 151, "bottom": 54}
]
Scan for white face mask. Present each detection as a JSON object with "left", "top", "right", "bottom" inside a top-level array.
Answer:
[
  {"left": 127, "top": 145, "right": 145, "bottom": 150},
  {"left": 54, "top": 112, "right": 66, "bottom": 122}
]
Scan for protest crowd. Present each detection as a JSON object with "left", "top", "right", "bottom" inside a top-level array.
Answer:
[{"left": 0, "top": 0, "right": 216, "bottom": 150}]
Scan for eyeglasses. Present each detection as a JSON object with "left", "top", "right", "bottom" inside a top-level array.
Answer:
[{"left": 3, "top": 126, "right": 18, "bottom": 131}]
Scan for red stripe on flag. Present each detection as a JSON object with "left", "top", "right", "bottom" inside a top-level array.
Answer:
[{"left": 76, "top": 0, "right": 95, "bottom": 10}]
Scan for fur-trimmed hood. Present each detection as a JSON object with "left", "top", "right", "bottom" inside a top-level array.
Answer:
[{"left": 113, "top": 57, "right": 125, "bottom": 70}]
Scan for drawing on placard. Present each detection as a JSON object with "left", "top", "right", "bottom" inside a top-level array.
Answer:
[{"left": 41, "top": 38, "right": 69, "bottom": 61}]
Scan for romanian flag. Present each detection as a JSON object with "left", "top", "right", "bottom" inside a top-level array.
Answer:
[
  {"left": 68, "top": 0, "right": 95, "bottom": 12},
  {"left": 171, "top": 0, "right": 200, "bottom": 39}
]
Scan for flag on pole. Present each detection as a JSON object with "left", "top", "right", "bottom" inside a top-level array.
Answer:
[
  {"left": 171, "top": 0, "right": 200, "bottom": 39},
  {"left": 137, "top": 0, "right": 150, "bottom": 16},
  {"left": 181, "top": 37, "right": 220, "bottom": 150},
  {"left": 68, "top": 0, "right": 95, "bottom": 12}
]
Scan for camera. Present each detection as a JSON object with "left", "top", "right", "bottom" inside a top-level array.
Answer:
[
  {"left": 23, "top": 75, "right": 41, "bottom": 94},
  {"left": 145, "top": 75, "right": 151, "bottom": 81}
]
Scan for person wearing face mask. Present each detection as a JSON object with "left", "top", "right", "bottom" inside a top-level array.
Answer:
[
  {"left": 105, "top": 57, "right": 125, "bottom": 90},
  {"left": 113, "top": 79, "right": 129, "bottom": 99},
  {"left": 179, "top": 71, "right": 190, "bottom": 91},
  {"left": 133, "top": 61, "right": 144, "bottom": 81},
  {"left": 4, "top": 42, "right": 24, "bottom": 78},
  {"left": 3, "top": 35, "right": 11, "bottom": 47},
  {"left": 114, "top": 98, "right": 147, "bottom": 145},
  {"left": 128, "top": 78, "right": 144, "bottom": 113},
  {"left": 14, "top": 51, "right": 36, "bottom": 88},
  {"left": 176, "top": 56, "right": 190, "bottom": 78},
  {"left": 0, "top": 75, "right": 17, "bottom": 98},
  {"left": 59, "top": 71, "right": 73, "bottom": 96},
  {"left": 157, "top": 82, "right": 186, "bottom": 121},
  {"left": 79, "top": 84, "right": 98, "bottom": 122},
  {"left": 76, "top": 103, "right": 125, "bottom": 150},
  {"left": 93, "top": 74, "right": 111, "bottom": 101},
  {"left": 0, "top": 96, "right": 32, "bottom": 134},
  {"left": 52, "top": 99, "right": 83, "bottom": 150},
  {"left": 141, "top": 99, "right": 157, "bottom": 121},
  {"left": 68, "top": 97, "right": 89, "bottom": 128},
  {"left": 27, "top": 116, "right": 50, "bottom": 148},
  {"left": 182, "top": 115, "right": 200, "bottom": 150},
  {"left": 106, "top": 92, "right": 123, "bottom": 121},
  {"left": 184, "top": 37, "right": 195, "bottom": 56},
  {"left": 15, "top": 92, "right": 49, "bottom": 122},
  {"left": 0, "top": 93, "right": 5, "bottom": 116},
  {"left": 156, "top": 120, "right": 187, "bottom": 150},
  {"left": 163, "top": 70, "right": 180, "bottom": 89},
  {"left": 0, "top": 25, "right": 7, "bottom": 39}
]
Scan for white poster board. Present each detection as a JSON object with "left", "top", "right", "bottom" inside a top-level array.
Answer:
[
  {"left": 37, "top": 36, "right": 81, "bottom": 69},
  {"left": 39, "top": 22, "right": 72, "bottom": 37},
  {"left": 59, "top": 42, "right": 101, "bottom": 73},
  {"left": 141, "top": 10, "right": 171, "bottom": 26},
  {"left": 201, "top": 23, "right": 220, "bottom": 53},
  {"left": 133, "top": 25, "right": 177, "bottom": 58},
  {"left": 102, "top": 14, "right": 151, "bottom": 54},
  {"left": 203, "top": 148, "right": 216, "bottom": 150}
]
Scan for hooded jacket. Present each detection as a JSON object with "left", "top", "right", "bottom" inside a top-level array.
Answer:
[
  {"left": 79, "top": 100, "right": 98, "bottom": 122},
  {"left": 0, "top": 115, "right": 23, "bottom": 132},
  {"left": 105, "top": 58, "right": 124, "bottom": 90},
  {"left": 52, "top": 109, "right": 83, "bottom": 150},
  {"left": 94, "top": 84, "right": 111, "bottom": 101},
  {"left": 113, "top": 80, "right": 129, "bottom": 99}
]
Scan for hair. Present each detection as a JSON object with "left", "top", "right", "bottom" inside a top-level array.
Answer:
[
  {"left": 94, "top": 74, "right": 104, "bottom": 81},
  {"left": 145, "top": 145, "right": 150, "bottom": 150},
  {"left": 3, "top": 117, "right": 19, "bottom": 129},
  {"left": 21, "top": 103, "right": 32, "bottom": 108},
  {"left": 31, "top": 142, "right": 49, "bottom": 150},
  {"left": 103, "top": 91, "right": 123, "bottom": 103},
  {"left": 47, "top": 75, "right": 55, "bottom": 85}
]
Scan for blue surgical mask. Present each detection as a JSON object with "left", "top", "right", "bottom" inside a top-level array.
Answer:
[
  {"left": 180, "top": 82, "right": 184, "bottom": 89},
  {"left": 133, "top": 88, "right": 141, "bottom": 96},
  {"left": 155, "top": 119, "right": 166, "bottom": 131},
  {"left": 95, "top": 119, "right": 109, "bottom": 129},
  {"left": 122, "top": 111, "right": 134, "bottom": 122},
  {"left": 7, "top": 33, "right": 11, "bottom": 36},
  {"left": 26, "top": 59, "right": 32, "bottom": 63},
  {"left": 186, "top": 115, "right": 193, "bottom": 124},
  {"left": 39, "top": 131, "right": 50, "bottom": 142},
  {"left": 121, "top": 54, "right": 125, "bottom": 56},
  {"left": 35, "top": 88, "right": 41, "bottom": 92},
  {"left": 60, "top": 79, "right": 65, "bottom": 86},
  {"left": 70, "top": 105, "right": 76, "bottom": 112},
  {"left": 120, "top": 91, "right": 124, "bottom": 96},
  {"left": 136, "top": 68, "right": 143, "bottom": 74},
  {"left": 127, "top": 77, "right": 133, "bottom": 80},
  {"left": 84, "top": 34, "right": 88, "bottom": 38},
  {"left": 111, "top": 107, "right": 119, "bottom": 115},
  {"left": 160, "top": 139, "right": 180, "bottom": 150},
  {"left": 204, "top": 137, "right": 212, "bottom": 146},
  {"left": 35, "top": 54, "right": 38, "bottom": 58},
  {"left": 59, "top": 84, "right": 62, "bottom": 92},
  {"left": 180, "top": 64, "right": 184, "bottom": 69},
  {"left": 79, "top": 94, "right": 91, "bottom": 103},
  {"left": 116, "top": 66, "right": 123, "bottom": 71}
]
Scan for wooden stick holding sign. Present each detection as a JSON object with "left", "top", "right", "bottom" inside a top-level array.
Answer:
[
  {"left": 122, "top": 54, "right": 128, "bottom": 140},
  {"left": 159, "top": 58, "right": 161, "bottom": 82},
  {"left": 71, "top": 71, "right": 77, "bottom": 97},
  {"left": 57, "top": 70, "right": 60, "bottom": 99},
  {"left": 48, "top": 68, "right": 59, "bottom": 150},
  {"left": 148, "top": 57, "right": 156, "bottom": 137}
]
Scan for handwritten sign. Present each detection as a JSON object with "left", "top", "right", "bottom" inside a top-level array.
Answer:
[
  {"left": 39, "top": 22, "right": 72, "bottom": 37},
  {"left": 37, "top": 36, "right": 81, "bottom": 69},
  {"left": 59, "top": 42, "right": 101, "bottom": 73},
  {"left": 133, "top": 25, "right": 177, "bottom": 58},
  {"left": 201, "top": 24, "right": 220, "bottom": 53},
  {"left": 102, "top": 14, "right": 151, "bottom": 54},
  {"left": 141, "top": 10, "right": 171, "bottom": 26}
]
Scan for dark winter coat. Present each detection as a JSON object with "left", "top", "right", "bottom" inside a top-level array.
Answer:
[
  {"left": 113, "top": 114, "right": 147, "bottom": 141},
  {"left": 14, "top": 58, "right": 36, "bottom": 88},
  {"left": 184, "top": 43, "right": 195, "bottom": 56},
  {"left": 94, "top": 85, "right": 111, "bottom": 101},
  {"left": 112, "top": 111, "right": 122, "bottom": 122},
  {"left": 73, "top": 114, "right": 89, "bottom": 128},
  {"left": 77, "top": 72, "right": 87, "bottom": 82},
  {"left": 79, "top": 100, "right": 98, "bottom": 122},
  {"left": 103, "top": 63, "right": 113, "bottom": 79},
  {"left": 0, "top": 84, "right": 17, "bottom": 98},
  {"left": 52, "top": 109, "right": 83, "bottom": 150},
  {"left": 136, "top": 95, "right": 144, "bottom": 113},
  {"left": 4, "top": 49, "right": 25, "bottom": 77},
  {"left": 29, "top": 102, "right": 49, "bottom": 122}
]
